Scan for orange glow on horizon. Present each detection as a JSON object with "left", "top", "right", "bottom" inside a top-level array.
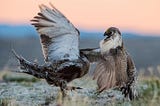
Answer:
[{"left": 0, "top": 0, "right": 160, "bottom": 34}]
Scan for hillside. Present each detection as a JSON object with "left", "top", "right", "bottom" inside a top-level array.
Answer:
[
  {"left": 0, "top": 36, "right": 160, "bottom": 70},
  {"left": 0, "top": 24, "right": 160, "bottom": 72}
]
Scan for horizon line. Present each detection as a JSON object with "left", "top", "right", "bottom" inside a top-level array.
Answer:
[{"left": 0, "top": 22, "right": 160, "bottom": 36}]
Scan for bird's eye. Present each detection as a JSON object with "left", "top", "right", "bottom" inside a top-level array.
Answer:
[
  {"left": 106, "top": 31, "right": 114, "bottom": 36},
  {"left": 104, "top": 30, "right": 114, "bottom": 37},
  {"left": 109, "top": 31, "right": 114, "bottom": 35}
]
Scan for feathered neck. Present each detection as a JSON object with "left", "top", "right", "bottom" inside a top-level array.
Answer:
[
  {"left": 100, "top": 35, "right": 123, "bottom": 55},
  {"left": 109, "top": 43, "right": 125, "bottom": 55}
]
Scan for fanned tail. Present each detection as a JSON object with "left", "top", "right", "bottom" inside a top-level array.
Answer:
[{"left": 11, "top": 49, "right": 52, "bottom": 79}]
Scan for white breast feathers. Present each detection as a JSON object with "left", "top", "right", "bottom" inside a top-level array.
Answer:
[{"left": 100, "top": 34, "right": 122, "bottom": 54}]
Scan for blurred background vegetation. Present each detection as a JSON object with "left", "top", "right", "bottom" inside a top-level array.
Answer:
[
  {"left": 0, "top": 25, "right": 160, "bottom": 106},
  {"left": 0, "top": 24, "right": 160, "bottom": 74}
]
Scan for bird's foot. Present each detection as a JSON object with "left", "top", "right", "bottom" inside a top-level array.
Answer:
[
  {"left": 120, "top": 84, "right": 130, "bottom": 97},
  {"left": 120, "top": 83, "right": 137, "bottom": 100},
  {"left": 58, "top": 80, "right": 67, "bottom": 97},
  {"left": 58, "top": 79, "right": 83, "bottom": 97},
  {"left": 94, "top": 91, "right": 100, "bottom": 96},
  {"left": 66, "top": 86, "right": 82, "bottom": 91}
]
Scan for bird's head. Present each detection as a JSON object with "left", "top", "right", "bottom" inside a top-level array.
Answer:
[
  {"left": 100, "top": 27, "right": 123, "bottom": 54},
  {"left": 103, "top": 27, "right": 121, "bottom": 40}
]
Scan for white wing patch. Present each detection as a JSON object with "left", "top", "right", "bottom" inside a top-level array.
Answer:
[
  {"left": 32, "top": 4, "right": 80, "bottom": 62},
  {"left": 48, "top": 33, "right": 79, "bottom": 61}
]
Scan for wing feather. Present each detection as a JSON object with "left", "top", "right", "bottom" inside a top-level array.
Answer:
[
  {"left": 93, "top": 56, "right": 117, "bottom": 93},
  {"left": 31, "top": 4, "right": 79, "bottom": 62},
  {"left": 80, "top": 48, "right": 102, "bottom": 62},
  {"left": 93, "top": 62, "right": 105, "bottom": 79},
  {"left": 97, "top": 68, "right": 107, "bottom": 91},
  {"left": 120, "top": 53, "right": 138, "bottom": 100}
]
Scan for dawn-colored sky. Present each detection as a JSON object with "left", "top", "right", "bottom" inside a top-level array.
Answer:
[{"left": 0, "top": 0, "right": 160, "bottom": 34}]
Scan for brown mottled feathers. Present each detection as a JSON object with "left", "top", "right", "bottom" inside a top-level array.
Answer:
[
  {"left": 94, "top": 50, "right": 136, "bottom": 93},
  {"left": 93, "top": 56, "right": 116, "bottom": 93},
  {"left": 80, "top": 48, "right": 102, "bottom": 62},
  {"left": 126, "top": 53, "right": 137, "bottom": 84}
]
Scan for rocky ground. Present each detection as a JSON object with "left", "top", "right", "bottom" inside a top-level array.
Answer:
[{"left": 0, "top": 70, "right": 160, "bottom": 106}]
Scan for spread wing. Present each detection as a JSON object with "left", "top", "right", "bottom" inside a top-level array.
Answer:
[
  {"left": 80, "top": 48, "right": 102, "bottom": 62},
  {"left": 125, "top": 53, "right": 138, "bottom": 99},
  {"left": 93, "top": 56, "right": 117, "bottom": 93},
  {"left": 126, "top": 54, "right": 137, "bottom": 79},
  {"left": 31, "top": 4, "right": 80, "bottom": 62}
]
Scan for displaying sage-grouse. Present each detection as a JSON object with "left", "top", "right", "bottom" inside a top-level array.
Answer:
[
  {"left": 81, "top": 27, "right": 138, "bottom": 100},
  {"left": 12, "top": 3, "right": 137, "bottom": 100},
  {"left": 12, "top": 4, "right": 90, "bottom": 96}
]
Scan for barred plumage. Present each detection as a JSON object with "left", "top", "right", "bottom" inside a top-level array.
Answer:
[
  {"left": 12, "top": 3, "right": 138, "bottom": 100},
  {"left": 13, "top": 3, "right": 90, "bottom": 96},
  {"left": 81, "top": 27, "right": 138, "bottom": 100}
]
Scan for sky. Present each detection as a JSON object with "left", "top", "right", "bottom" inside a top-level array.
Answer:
[{"left": 0, "top": 0, "right": 160, "bottom": 34}]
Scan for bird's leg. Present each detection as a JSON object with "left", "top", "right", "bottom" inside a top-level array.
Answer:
[
  {"left": 59, "top": 80, "right": 67, "bottom": 97},
  {"left": 65, "top": 86, "right": 82, "bottom": 91},
  {"left": 58, "top": 80, "right": 82, "bottom": 97},
  {"left": 46, "top": 77, "right": 68, "bottom": 97},
  {"left": 49, "top": 77, "right": 82, "bottom": 97}
]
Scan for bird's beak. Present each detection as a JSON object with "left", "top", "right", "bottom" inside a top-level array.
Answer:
[
  {"left": 104, "top": 31, "right": 108, "bottom": 36},
  {"left": 103, "top": 31, "right": 111, "bottom": 41},
  {"left": 104, "top": 31, "right": 111, "bottom": 38}
]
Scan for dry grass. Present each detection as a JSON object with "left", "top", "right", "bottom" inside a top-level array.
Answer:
[{"left": 1, "top": 66, "right": 160, "bottom": 106}]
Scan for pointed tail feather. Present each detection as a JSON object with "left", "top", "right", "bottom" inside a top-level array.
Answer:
[{"left": 11, "top": 49, "right": 52, "bottom": 79}]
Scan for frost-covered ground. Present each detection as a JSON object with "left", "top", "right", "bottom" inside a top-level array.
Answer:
[
  {"left": 0, "top": 81, "right": 124, "bottom": 106},
  {"left": 0, "top": 71, "right": 160, "bottom": 106}
]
